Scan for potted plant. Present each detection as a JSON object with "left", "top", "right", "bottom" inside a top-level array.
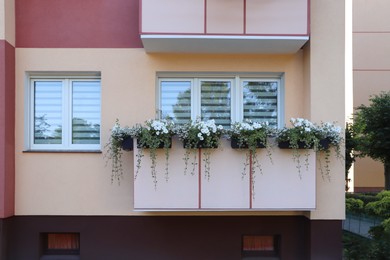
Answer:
[
  {"left": 315, "top": 121, "right": 343, "bottom": 180},
  {"left": 175, "top": 118, "right": 224, "bottom": 180},
  {"left": 228, "top": 120, "right": 273, "bottom": 176},
  {"left": 132, "top": 119, "right": 175, "bottom": 188},
  {"left": 105, "top": 120, "right": 133, "bottom": 184},
  {"left": 276, "top": 118, "right": 343, "bottom": 178}
]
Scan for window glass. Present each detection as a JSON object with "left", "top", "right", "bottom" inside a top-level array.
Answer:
[
  {"left": 201, "top": 80, "right": 231, "bottom": 128},
  {"left": 34, "top": 81, "right": 63, "bottom": 144},
  {"left": 72, "top": 81, "right": 101, "bottom": 144},
  {"left": 243, "top": 81, "right": 278, "bottom": 127},
  {"left": 160, "top": 81, "right": 191, "bottom": 124},
  {"left": 30, "top": 76, "right": 101, "bottom": 150},
  {"left": 158, "top": 75, "right": 281, "bottom": 128}
]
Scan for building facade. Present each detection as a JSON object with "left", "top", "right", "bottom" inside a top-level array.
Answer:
[
  {"left": 1, "top": 0, "right": 350, "bottom": 259},
  {"left": 352, "top": 0, "right": 389, "bottom": 192}
]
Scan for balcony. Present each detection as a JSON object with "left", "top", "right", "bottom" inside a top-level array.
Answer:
[
  {"left": 134, "top": 138, "right": 316, "bottom": 211},
  {"left": 140, "top": 0, "right": 310, "bottom": 53}
]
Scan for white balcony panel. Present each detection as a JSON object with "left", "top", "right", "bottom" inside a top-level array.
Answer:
[
  {"left": 252, "top": 149, "right": 316, "bottom": 210},
  {"left": 133, "top": 138, "right": 316, "bottom": 211},
  {"left": 134, "top": 138, "right": 199, "bottom": 210},
  {"left": 141, "top": 35, "right": 309, "bottom": 54},
  {"left": 201, "top": 139, "right": 250, "bottom": 209}
]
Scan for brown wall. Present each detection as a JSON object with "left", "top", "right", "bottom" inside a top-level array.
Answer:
[
  {"left": 4, "top": 216, "right": 342, "bottom": 260},
  {"left": 15, "top": 0, "right": 142, "bottom": 48}
]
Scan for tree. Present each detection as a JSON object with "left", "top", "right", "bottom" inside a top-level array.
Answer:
[{"left": 354, "top": 92, "right": 390, "bottom": 190}]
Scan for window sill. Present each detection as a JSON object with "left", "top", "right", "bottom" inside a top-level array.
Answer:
[{"left": 23, "top": 150, "right": 102, "bottom": 153}]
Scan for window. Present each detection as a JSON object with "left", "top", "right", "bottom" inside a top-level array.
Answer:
[
  {"left": 28, "top": 74, "right": 101, "bottom": 151},
  {"left": 242, "top": 235, "right": 280, "bottom": 259},
  {"left": 41, "top": 233, "right": 80, "bottom": 259},
  {"left": 158, "top": 74, "right": 283, "bottom": 128}
]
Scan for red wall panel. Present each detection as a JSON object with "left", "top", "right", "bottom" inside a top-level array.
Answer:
[
  {"left": 15, "top": 0, "right": 143, "bottom": 48},
  {"left": 0, "top": 40, "right": 15, "bottom": 218}
]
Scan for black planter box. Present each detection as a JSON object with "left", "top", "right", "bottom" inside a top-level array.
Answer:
[
  {"left": 136, "top": 138, "right": 172, "bottom": 149},
  {"left": 182, "top": 139, "right": 218, "bottom": 149},
  {"left": 121, "top": 137, "right": 133, "bottom": 151},
  {"left": 278, "top": 138, "right": 331, "bottom": 150},
  {"left": 278, "top": 141, "right": 312, "bottom": 149},
  {"left": 230, "top": 137, "right": 266, "bottom": 149}
]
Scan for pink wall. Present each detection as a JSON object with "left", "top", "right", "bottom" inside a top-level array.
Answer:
[
  {"left": 15, "top": 0, "right": 143, "bottom": 48},
  {"left": 0, "top": 40, "right": 15, "bottom": 218}
]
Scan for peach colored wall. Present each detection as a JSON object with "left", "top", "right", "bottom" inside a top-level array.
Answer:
[
  {"left": 15, "top": 48, "right": 313, "bottom": 216},
  {"left": 353, "top": 0, "right": 390, "bottom": 190},
  {"left": 306, "top": 0, "right": 349, "bottom": 220}
]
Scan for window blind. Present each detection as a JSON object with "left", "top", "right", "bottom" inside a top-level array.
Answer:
[
  {"left": 160, "top": 81, "right": 191, "bottom": 124},
  {"left": 34, "top": 81, "right": 63, "bottom": 144},
  {"left": 243, "top": 81, "right": 278, "bottom": 127},
  {"left": 72, "top": 81, "right": 101, "bottom": 144},
  {"left": 201, "top": 81, "right": 231, "bottom": 128}
]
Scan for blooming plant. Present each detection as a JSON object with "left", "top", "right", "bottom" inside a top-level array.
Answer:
[
  {"left": 276, "top": 118, "right": 343, "bottom": 178},
  {"left": 228, "top": 120, "right": 274, "bottom": 199},
  {"left": 229, "top": 120, "right": 273, "bottom": 175},
  {"left": 176, "top": 119, "right": 224, "bottom": 180},
  {"left": 132, "top": 119, "right": 175, "bottom": 188},
  {"left": 105, "top": 119, "right": 135, "bottom": 184}
]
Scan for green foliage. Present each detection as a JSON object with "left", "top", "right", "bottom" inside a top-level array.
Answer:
[
  {"left": 346, "top": 192, "right": 379, "bottom": 205},
  {"left": 345, "top": 122, "right": 356, "bottom": 191},
  {"left": 346, "top": 198, "right": 364, "bottom": 214},
  {"left": 376, "top": 190, "right": 390, "bottom": 199},
  {"left": 365, "top": 196, "right": 390, "bottom": 218},
  {"left": 368, "top": 223, "right": 390, "bottom": 260},
  {"left": 343, "top": 231, "right": 371, "bottom": 260},
  {"left": 354, "top": 91, "right": 390, "bottom": 163}
]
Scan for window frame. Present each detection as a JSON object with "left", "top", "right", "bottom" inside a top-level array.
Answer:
[
  {"left": 26, "top": 73, "right": 101, "bottom": 151},
  {"left": 156, "top": 73, "right": 284, "bottom": 128}
]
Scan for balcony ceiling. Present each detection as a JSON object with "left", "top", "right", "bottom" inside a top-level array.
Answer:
[{"left": 141, "top": 35, "right": 309, "bottom": 54}]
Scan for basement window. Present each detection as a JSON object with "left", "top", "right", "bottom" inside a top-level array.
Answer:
[
  {"left": 41, "top": 233, "right": 80, "bottom": 260},
  {"left": 242, "top": 235, "right": 280, "bottom": 259}
]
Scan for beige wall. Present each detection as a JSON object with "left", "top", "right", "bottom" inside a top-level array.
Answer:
[
  {"left": 353, "top": 0, "right": 390, "bottom": 190},
  {"left": 0, "top": 0, "right": 15, "bottom": 45},
  {"left": 15, "top": 47, "right": 345, "bottom": 218},
  {"left": 15, "top": 48, "right": 310, "bottom": 216},
  {"left": 306, "top": 0, "right": 349, "bottom": 219}
]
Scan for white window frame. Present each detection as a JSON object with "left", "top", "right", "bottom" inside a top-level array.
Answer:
[
  {"left": 25, "top": 73, "right": 101, "bottom": 151},
  {"left": 157, "top": 73, "right": 284, "bottom": 128}
]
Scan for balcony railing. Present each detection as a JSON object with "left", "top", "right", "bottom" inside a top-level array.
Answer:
[{"left": 133, "top": 137, "right": 316, "bottom": 211}]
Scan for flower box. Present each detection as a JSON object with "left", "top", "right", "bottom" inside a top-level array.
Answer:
[
  {"left": 136, "top": 138, "right": 172, "bottom": 149},
  {"left": 278, "top": 138, "right": 331, "bottom": 150},
  {"left": 278, "top": 140, "right": 312, "bottom": 149},
  {"left": 183, "top": 139, "right": 218, "bottom": 149},
  {"left": 121, "top": 137, "right": 134, "bottom": 151},
  {"left": 230, "top": 137, "right": 266, "bottom": 149}
]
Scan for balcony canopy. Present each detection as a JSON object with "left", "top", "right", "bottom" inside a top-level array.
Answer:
[{"left": 140, "top": 0, "right": 309, "bottom": 54}]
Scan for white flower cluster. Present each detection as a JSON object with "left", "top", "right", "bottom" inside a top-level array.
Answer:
[
  {"left": 231, "top": 120, "right": 269, "bottom": 135},
  {"left": 290, "top": 118, "right": 316, "bottom": 133},
  {"left": 147, "top": 119, "right": 172, "bottom": 136},
  {"left": 193, "top": 119, "right": 223, "bottom": 141},
  {"left": 111, "top": 122, "right": 132, "bottom": 141}
]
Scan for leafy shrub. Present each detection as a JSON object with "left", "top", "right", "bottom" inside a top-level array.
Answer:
[
  {"left": 365, "top": 196, "right": 390, "bottom": 218},
  {"left": 376, "top": 190, "right": 390, "bottom": 200},
  {"left": 346, "top": 192, "right": 379, "bottom": 205},
  {"left": 346, "top": 198, "right": 364, "bottom": 214}
]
